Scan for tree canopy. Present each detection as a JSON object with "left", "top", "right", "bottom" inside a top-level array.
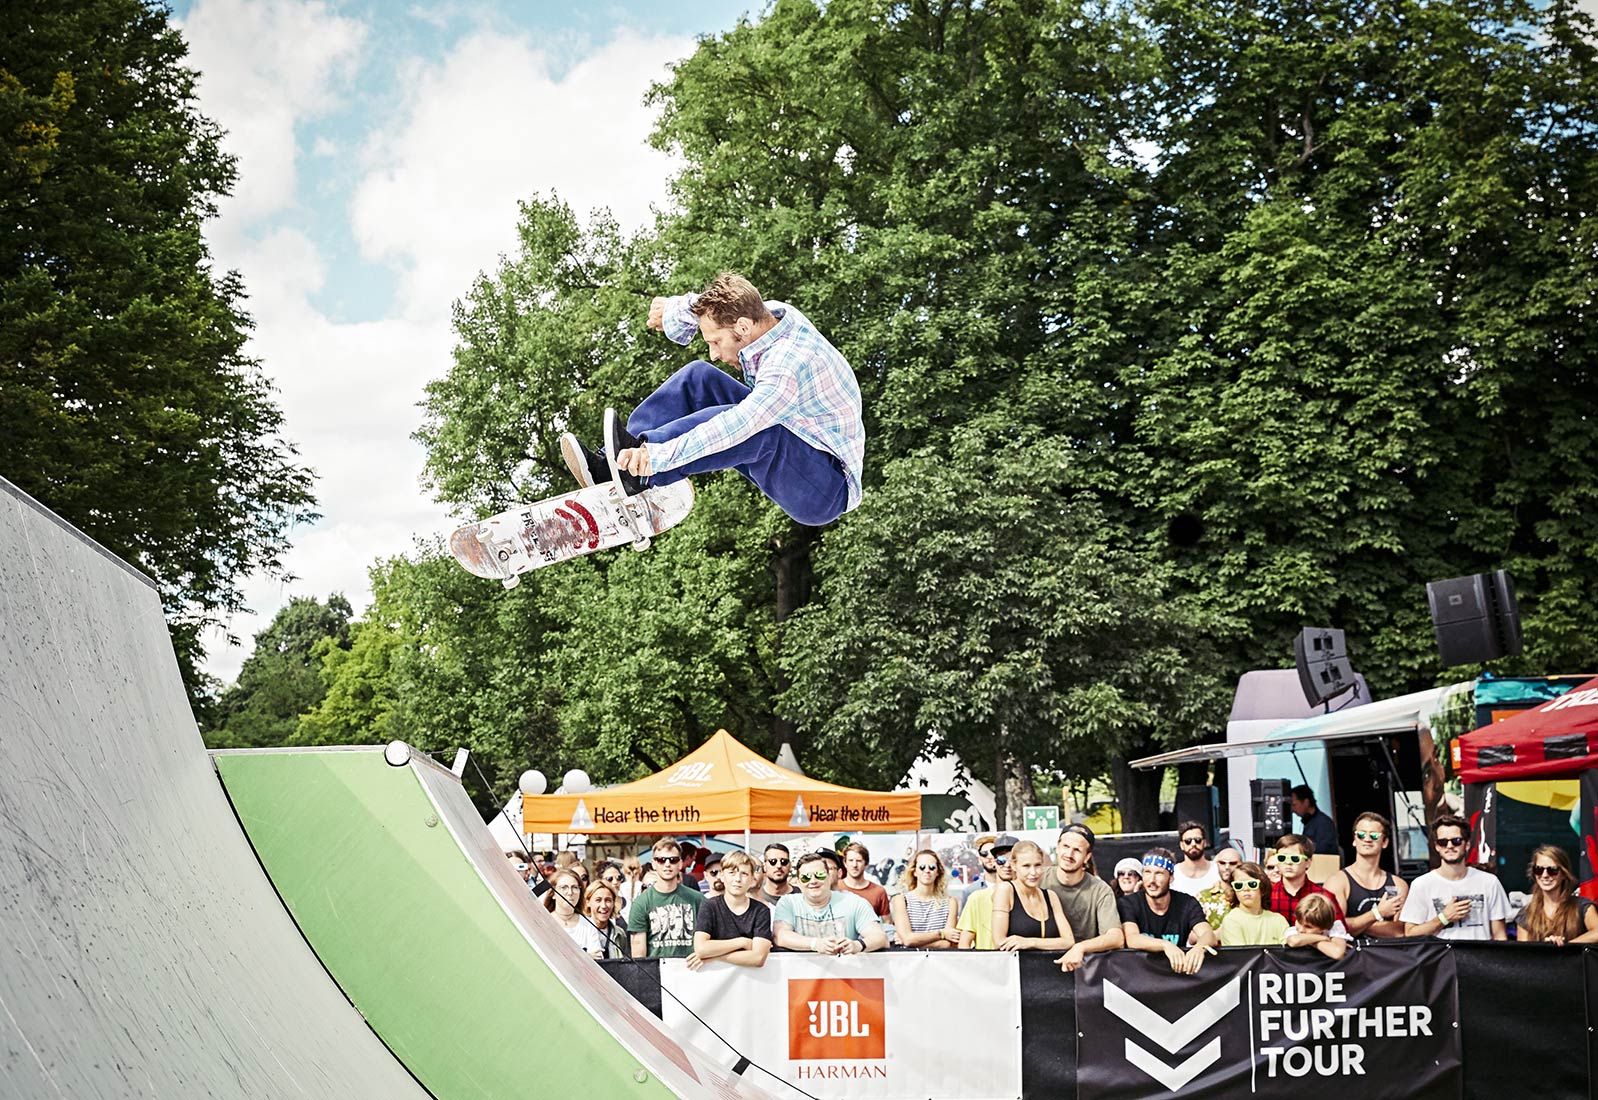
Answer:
[{"left": 0, "top": 0, "right": 316, "bottom": 715}]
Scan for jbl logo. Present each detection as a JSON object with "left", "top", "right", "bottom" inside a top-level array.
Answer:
[
  {"left": 808, "top": 1000, "right": 870, "bottom": 1038},
  {"left": 787, "top": 979, "right": 885, "bottom": 1060},
  {"left": 664, "top": 762, "right": 714, "bottom": 786}
]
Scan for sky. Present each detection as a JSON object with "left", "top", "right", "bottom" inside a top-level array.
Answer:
[{"left": 168, "top": 0, "right": 754, "bottom": 685}]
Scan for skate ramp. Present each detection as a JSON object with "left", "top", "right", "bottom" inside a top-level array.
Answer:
[
  {"left": 0, "top": 476, "right": 777, "bottom": 1100},
  {"left": 0, "top": 476, "right": 430, "bottom": 1098}
]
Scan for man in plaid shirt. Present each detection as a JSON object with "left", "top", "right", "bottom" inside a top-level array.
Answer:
[{"left": 560, "top": 272, "right": 864, "bottom": 527}]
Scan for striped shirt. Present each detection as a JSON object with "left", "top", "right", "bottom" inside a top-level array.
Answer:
[
  {"left": 650, "top": 294, "right": 864, "bottom": 512},
  {"left": 902, "top": 893, "right": 951, "bottom": 933}
]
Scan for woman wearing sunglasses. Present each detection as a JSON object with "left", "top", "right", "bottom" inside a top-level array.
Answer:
[
  {"left": 891, "top": 849, "right": 961, "bottom": 949},
  {"left": 596, "top": 861, "right": 630, "bottom": 920},
  {"left": 1515, "top": 846, "right": 1598, "bottom": 945},
  {"left": 1113, "top": 858, "right": 1144, "bottom": 896},
  {"left": 992, "top": 841, "right": 1075, "bottom": 952},
  {"left": 1219, "top": 862, "right": 1288, "bottom": 946}
]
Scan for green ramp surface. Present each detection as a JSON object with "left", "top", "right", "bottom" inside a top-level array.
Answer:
[{"left": 215, "top": 746, "right": 772, "bottom": 1100}]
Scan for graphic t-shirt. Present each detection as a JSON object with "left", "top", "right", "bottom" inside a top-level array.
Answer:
[
  {"left": 1118, "top": 890, "right": 1207, "bottom": 945},
  {"left": 1399, "top": 867, "right": 1512, "bottom": 941},
  {"left": 772, "top": 890, "right": 882, "bottom": 944},
  {"left": 696, "top": 895, "right": 774, "bottom": 944},
  {"left": 626, "top": 884, "right": 705, "bottom": 957}
]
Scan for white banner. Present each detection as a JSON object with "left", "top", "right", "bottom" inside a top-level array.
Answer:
[{"left": 661, "top": 952, "right": 1021, "bottom": 1100}]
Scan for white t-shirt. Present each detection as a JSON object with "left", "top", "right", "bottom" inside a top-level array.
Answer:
[
  {"left": 561, "top": 918, "right": 607, "bottom": 956},
  {"left": 1399, "top": 867, "right": 1512, "bottom": 940},
  {"left": 1170, "top": 861, "right": 1220, "bottom": 897}
]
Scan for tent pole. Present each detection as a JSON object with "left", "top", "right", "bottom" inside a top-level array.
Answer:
[{"left": 743, "top": 827, "right": 751, "bottom": 853}]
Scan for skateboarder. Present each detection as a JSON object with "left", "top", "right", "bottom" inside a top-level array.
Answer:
[{"left": 559, "top": 273, "right": 864, "bottom": 527}]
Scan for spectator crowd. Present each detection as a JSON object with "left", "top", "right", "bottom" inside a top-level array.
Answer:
[{"left": 507, "top": 809, "right": 1597, "bottom": 972}]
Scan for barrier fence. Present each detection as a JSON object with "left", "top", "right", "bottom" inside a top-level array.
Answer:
[{"left": 602, "top": 942, "right": 1592, "bottom": 1100}]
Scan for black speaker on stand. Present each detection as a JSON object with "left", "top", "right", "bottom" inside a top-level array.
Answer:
[
  {"left": 1426, "top": 570, "right": 1523, "bottom": 668},
  {"left": 1250, "top": 778, "right": 1291, "bottom": 853},
  {"left": 1174, "top": 784, "right": 1220, "bottom": 848}
]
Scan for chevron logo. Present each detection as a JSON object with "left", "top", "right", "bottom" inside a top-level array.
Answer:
[{"left": 1103, "top": 977, "right": 1241, "bottom": 1092}]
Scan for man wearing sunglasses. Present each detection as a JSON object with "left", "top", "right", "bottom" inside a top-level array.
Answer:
[
  {"left": 1265, "top": 835, "right": 1345, "bottom": 927},
  {"left": 627, "top": 839, "right": 705, "bottom": 958},
  {"left": 1400, "top": 814, "right": 1510, "bottom": 940},
  {"left": 756, "top": 844, "right": 795, "bottom": 907},
  {"left": 1324, "top": 812, "right": 1410, "bottom": 938},
  {"left": 771, "top": 852, "right": 888, "bottom": 954},
  {"left": 959, "top": 835, "right": 1001, "bottom": 903},
  {"left": 958, "top": 835, "right": 1019, "bottom": 949}
]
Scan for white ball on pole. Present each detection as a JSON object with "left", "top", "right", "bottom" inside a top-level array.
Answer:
[
  {"left": 563, "top": 768, "right": 592, "bottom": 793},
  {"left": 518, "top": 769, "right": 547, "bottom": 796}
]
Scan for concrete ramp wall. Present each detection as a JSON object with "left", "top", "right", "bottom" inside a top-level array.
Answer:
[{"left": 0, "top": 477, "right": 432, "bottom": 1098}]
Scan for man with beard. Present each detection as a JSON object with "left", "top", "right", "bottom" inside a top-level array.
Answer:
[
  {"left": 959, "top": 835, "right": 1018, "bottom": 949},
  {"left": 1401, "top": 814, "right": 1510, "bottom": 940},
  {"left": 1044, "top": 825, "right": 1123, "bottom": 972},
  {"left": 1119, "top": 849, "right": 1217, "bottom": 975},
  {"left": 756, "top": 843, "right": 795, "bottom": 907}
]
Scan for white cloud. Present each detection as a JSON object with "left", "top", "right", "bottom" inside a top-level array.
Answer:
[
  {"left": 351, "top": 29, "right": 687, "bottom": 321},
  {"left": 189, "top": 19, "right": 696, "bottom": 687},
  {"left": 177, "top": 0, "right": 367, "bottom": 232}
]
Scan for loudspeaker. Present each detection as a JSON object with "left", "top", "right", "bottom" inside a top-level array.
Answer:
[
  {"left": 1426, "top": 570, "right": 1523, "bottom": 667},
  {"left": 1174, "top": 784, "right": 1220, "bottom": 848},
  {"left": 1294, "top": 627, "right": 1356, "bottom": 706},
  {"left": 1250, "top": 778, "right": 1291, "bottom": 852}
]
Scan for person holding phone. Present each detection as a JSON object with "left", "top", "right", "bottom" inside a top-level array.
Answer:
[{"left": 1400, "top": 814, "right": 1510, "bottom": 941}]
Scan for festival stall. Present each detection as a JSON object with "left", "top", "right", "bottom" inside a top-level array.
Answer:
[
  {"left": 520, "top": 729, "right": 922, "bottom": 848},
  {"left": 1455, "top": 675, "right": 1598, "bottom": 896}
]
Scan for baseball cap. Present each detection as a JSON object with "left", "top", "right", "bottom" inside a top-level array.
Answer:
[{"left": 991, "top": 834, "right": 1020, "bottom": 854}]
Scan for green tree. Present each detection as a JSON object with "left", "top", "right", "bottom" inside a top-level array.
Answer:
[
  {"left": 207, "top": 595, "right": 352, "bottom": 748},
  {"left": 0, "top": 0, "right": 317, "bottom": 717}
]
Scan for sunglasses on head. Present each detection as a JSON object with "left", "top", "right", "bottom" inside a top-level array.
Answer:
[
  {"left": 766, "top": 856, "right": 790, "bottom": 866},
  {"left": 654, "top": 855, "right": 682, "bottom": 864},
  {"left": 1233, "top": 878, "right": 1262, "bottom": 890},
  {"left": 796, "top": 870, "right": 828, "bottom": 884},
  {"left": 1534, "top": 865, "right": 1562, "bottom": 878},
  {"left": 1354, "top": 830, "right": 1384, "bottom": 841},
  {"left": 1435, "top": 837, "right": 1466, "bottom": 848},
  {"left": 1274, "top": 852, "right": 1307, "bottom": 864}
]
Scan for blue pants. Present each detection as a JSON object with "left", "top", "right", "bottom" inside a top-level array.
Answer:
[{"left": 629, "top": 361, "right": 850, "bottom": 527}]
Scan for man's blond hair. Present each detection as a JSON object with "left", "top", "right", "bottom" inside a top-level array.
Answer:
[{"left": 691, "top": 272, "right": 773, "bottom": 327}]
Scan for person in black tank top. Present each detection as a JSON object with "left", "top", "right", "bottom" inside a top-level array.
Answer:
[
  {"left": 1324, "top": 811, "right": 1409, "bottom": 938},
  {"left": 992, "top": 840, "right": 1076, "bottom": 951}
]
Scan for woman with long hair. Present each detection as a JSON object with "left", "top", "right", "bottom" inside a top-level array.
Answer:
[
  {"left": 545, "top": 869, "right": 605, "bottom": 957},
  {"left": 583, "top": 881, "right": 629, "bottom": 958},
  {"left": 992, "top": 840, "right": 1075, "bottom": 952},
  {"left": 1515, "top": 846, "right": 1598, "bottom": 945},
  {"left": 890, "top": 849, "right": 961, "bottom": 948}
]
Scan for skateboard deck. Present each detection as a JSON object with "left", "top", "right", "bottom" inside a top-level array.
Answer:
[{"left": 448, "top": 479, "right": 693, "bottom": 587}]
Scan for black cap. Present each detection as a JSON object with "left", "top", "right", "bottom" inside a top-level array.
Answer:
[
  {"left": 991, "top": 834, "right": 1020, "bottom": 854},
  {"left": 816, "top": 848, "right": 844, "bottom": 868}
]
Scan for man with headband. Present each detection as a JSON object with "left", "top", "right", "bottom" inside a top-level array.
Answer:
[{"left": 1118, "top": 847, "right": 1217, "bottom": 975}]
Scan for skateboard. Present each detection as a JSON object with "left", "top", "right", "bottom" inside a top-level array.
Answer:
[{"left": 448, "top": 479, "right": 693, "bottom": 588}]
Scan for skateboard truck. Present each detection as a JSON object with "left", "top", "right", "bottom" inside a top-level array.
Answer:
[
  {"left": 609, "top": 484, "right": 652, "bottom": 553},
  {"left": 471, "top": 526, "right": 523, "bottom": 588}
]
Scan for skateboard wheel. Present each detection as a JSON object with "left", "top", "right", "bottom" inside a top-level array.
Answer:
[
  {"left": 501, "top": 575, "right": 521, "bottom": 589},
  {"left": 631, "top": 537, "right": 651, "bottom": 553}
]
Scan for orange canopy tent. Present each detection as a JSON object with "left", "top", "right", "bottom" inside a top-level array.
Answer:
[{"left": 521, "top": 729, "right": 921, "bottom": 836}]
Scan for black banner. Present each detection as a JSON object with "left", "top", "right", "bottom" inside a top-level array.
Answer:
[{"left": 1075, "top": 945, "right": 1461, "bottom": 1100}]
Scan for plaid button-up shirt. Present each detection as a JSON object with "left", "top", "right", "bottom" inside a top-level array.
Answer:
[
  {"left": 650, "top": 295, "right": 864, "bottom": 512},
  {"left": 1267, "top": 876, "right": 1345, "bottom": 924}
]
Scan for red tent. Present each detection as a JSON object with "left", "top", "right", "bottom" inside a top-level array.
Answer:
[{"left": 1456, "top": 677, "right": 1598, "bottom": 783}]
